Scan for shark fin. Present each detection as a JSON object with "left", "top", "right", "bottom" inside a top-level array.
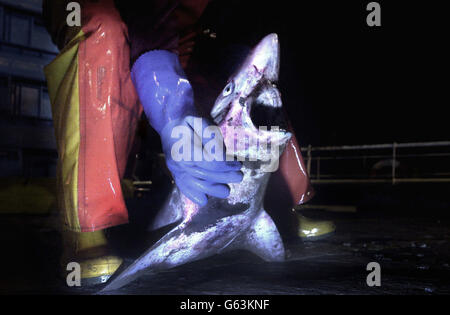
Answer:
[
  {"left": 229, "top": 209, "right": 285, "bottom": 262},
  {"left": 148, "top": 187, "right": 184, "bottom": 231}
]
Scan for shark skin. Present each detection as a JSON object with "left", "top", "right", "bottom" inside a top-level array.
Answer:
[{"left": 102, "top": 33, "right": 291, "bottom": 292}]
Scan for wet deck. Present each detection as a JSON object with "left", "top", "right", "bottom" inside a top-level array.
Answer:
[{"left": 2, "top": 205, "right": 450, "bottom": 295}]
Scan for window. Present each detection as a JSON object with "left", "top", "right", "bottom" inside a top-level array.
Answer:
[
  {"left": 0, "top": 77, "right": 11, "bottom": 113},
  {"left": 1, "top": 77, "right": 52, "bottom": 120},
  {"left": 9, "top": 14, "right": 30, "bottom": 46},
  {"left": 40, "top": 90, "right": 52, "bottom": 120},
  {"left": 0, "top": 5, "right": 58, "bottom": 53},
  {"left": 20, "top": 85, "right": 39, "bottom": 117}
]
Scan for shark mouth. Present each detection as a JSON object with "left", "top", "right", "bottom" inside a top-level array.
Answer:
[{"left": 247, "top": 80, "right": 288, "bottom": 132}]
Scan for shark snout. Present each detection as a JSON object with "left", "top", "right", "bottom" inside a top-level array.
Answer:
[{"left": 249, "top": 33, "right": 280, "bottom": 82}]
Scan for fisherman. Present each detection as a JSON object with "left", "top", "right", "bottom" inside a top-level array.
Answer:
[{"left": 43, "top": 0, "right": 335, "bottom": 286}]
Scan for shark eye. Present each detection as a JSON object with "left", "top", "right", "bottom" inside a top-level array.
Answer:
[{"left": 222, "top": 82, "right": 234, "bottom": 97}]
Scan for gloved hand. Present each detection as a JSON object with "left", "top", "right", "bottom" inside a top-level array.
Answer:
[{"left": 131, "top": 50, "right": 242, "bottom": 206}]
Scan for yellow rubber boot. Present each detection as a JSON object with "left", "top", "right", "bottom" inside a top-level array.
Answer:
[
  {"left": 297, "top": 214, "right": 336, "bottom": 240},
  {"left": 61, "top": 229, "right": 123, "bottom": 286}
]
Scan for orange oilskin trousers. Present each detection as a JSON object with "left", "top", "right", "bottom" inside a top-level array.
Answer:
[{"left": 45, "top": 0, "right": 141, "bottom": 232}]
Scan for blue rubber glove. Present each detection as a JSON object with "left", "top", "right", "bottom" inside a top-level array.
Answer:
[{"left": 131, "top": 50, "right": 242, "bottom": 206}]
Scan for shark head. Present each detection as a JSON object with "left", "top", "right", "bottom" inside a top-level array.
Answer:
[{"left": 211, "top": 33, "right": 291, "bottom": 171}]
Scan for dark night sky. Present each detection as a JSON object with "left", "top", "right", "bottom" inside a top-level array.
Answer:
[{"left": 191, "top": 0, "right": 448, "bottom": 147}]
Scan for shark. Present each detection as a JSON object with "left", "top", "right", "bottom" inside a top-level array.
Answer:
[{"left": 102, "top": 33, "right": 292, "bottom": 292}]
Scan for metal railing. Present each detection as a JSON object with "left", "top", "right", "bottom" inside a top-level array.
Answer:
[{"left": 300, "top": 141, "right": 450, "bottom": 184}]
